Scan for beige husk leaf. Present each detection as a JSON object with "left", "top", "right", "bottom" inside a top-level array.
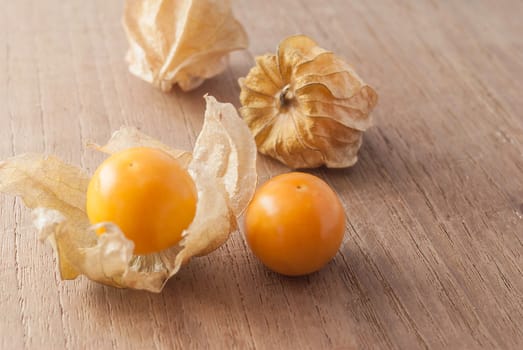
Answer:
[
  {"left": 0, "top": 96, "right": 257, "bottom": 293},
  {"left": 123, "top": 0, "right": 248, "bottom": 92},
  {"left": 239, "top": 35, "right": 378, "bottom": 169}
]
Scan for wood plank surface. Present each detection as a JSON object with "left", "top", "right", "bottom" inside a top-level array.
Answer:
[{"left": 1, "top": 0, "right": 522, "bottom": 349}]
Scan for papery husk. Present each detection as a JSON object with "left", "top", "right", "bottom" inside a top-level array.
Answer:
[
  {"left": 123, "top": 0, "right": 248, "bottom": 92},
  {"left": 239, "top": 35, "right": 378, "bottom": 169},
  {"left": 89, "top": 126, "right": 193, "bottom": 168},
  {"left": 0, "top": 96, "right": 257, "bottom": 292}
]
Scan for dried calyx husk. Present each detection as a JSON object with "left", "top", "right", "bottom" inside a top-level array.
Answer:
[
  {"left": 124, "top": 0, "right": 248, "bottom": 92},
  {"left": 0, "top": 96, "right": 257, "bottom": 293},
  {"left": 239, "top": 35, "right": 378, "bottom": 169}
]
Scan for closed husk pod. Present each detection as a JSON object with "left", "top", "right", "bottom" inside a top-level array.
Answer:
[
  {"left": 239, "top": 35, "right": 377, "bottom": 168},
  {"left": 124, "top": 0, "right": 248, "bottom": 91}
]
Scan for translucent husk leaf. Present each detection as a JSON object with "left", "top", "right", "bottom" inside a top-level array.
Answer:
[
  {"left": 0, "top": 96, "right": 257, "bottom": 292},
  {"left": 123, "top": 0, "right": 248, "bottom": 92},
  {"left": 89, "top": 127, "right": 192, "bottom": 168},
  {"left": 239, "top": 35, "right": 378, "bottom": 169}
]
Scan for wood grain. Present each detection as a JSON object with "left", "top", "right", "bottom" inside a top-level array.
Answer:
[{"left": 1, "top": 0, "right": 522, "bottom": 349}]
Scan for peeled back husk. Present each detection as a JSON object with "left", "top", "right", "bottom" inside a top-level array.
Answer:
[
  {"left": 239, "top": 35, "right": 378, "bottom": 169},
  {"left": 0, "top": 96, "right": 257, "bottom": 292}
]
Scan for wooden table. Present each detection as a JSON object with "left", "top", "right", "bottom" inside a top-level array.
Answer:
[{"left": 1, "top": 0, "right": 522, "bottom": 349}]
